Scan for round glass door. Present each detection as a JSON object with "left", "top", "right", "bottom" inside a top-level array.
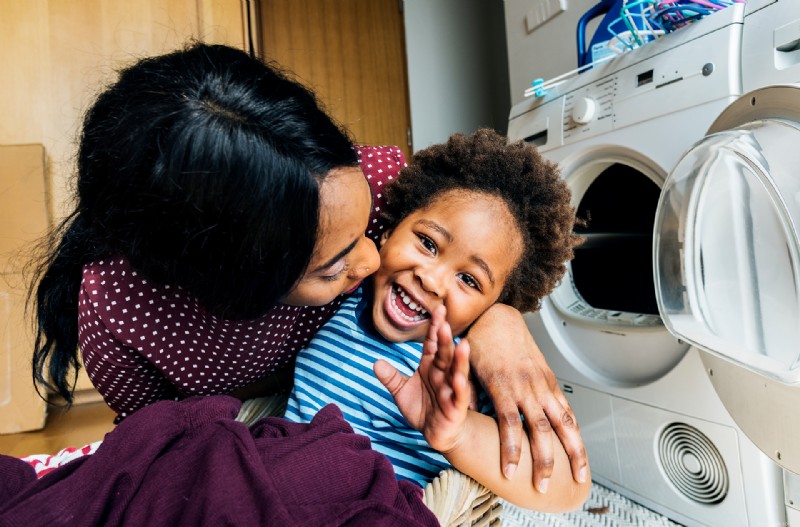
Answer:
[
  {"left": 654, "top": 84, "right": 800, "bottom": 473},
  {"left": 655, "top": 119, "right": 800, "bottom": 382}
]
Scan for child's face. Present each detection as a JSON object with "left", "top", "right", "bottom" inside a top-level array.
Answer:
[{"left": 371, "top": 190, "right": 522, "bottom": 342}]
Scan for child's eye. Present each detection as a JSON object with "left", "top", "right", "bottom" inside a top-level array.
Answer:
[
  {"left": 417, "top": 233, "right": 437, "bottom": 255},
  {"left": 458, "top": 273, "right": 481, "bottom": 291}
]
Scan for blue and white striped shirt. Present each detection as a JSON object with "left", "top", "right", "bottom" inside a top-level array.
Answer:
[{"left": 285, "top": 287, "right": 467, "bottom": 486}]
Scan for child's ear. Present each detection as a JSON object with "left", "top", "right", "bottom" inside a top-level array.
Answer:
[{"left": 379, "top": 229, "right": 393, "bottom": 247}]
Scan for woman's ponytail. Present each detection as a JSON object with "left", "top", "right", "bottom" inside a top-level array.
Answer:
[{"left": 31, "top": 213, "right": 99, "bottom": 404}]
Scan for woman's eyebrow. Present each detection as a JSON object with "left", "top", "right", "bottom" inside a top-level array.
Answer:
[{"left": 313, "top": 237, "right": 359, "bottom": 273}]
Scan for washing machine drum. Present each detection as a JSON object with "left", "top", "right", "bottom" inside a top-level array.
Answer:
[{"left": 654, "top": 84, "right": 800, "bottom": 474}]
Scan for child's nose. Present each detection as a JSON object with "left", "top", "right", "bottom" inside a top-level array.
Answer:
[{"left": 416, "top": 267, "right": 444, "bottom": 297}]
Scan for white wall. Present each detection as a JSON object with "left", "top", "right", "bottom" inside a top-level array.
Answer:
[
  {"left": 403, "top": 0, "right": 510, "bottom": 152},
  {"left": 504, "top": 0, "right": 607, "bottom": 106}
]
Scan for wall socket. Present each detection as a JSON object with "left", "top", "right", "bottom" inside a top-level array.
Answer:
[{"left": 525, "top": 0, "right": 568, "bottom": 33}]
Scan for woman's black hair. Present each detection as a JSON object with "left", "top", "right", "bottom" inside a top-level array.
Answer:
[{"left": 32, "top": 43, "right": 357, "bottom": 403}]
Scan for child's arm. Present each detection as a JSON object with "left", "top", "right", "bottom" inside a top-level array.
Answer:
[
  {"left": 374, "top": 306, "right": 591, "bottom": 511},
  {"left": 447, "top": 408, "right": 591, "bottom": 511}
]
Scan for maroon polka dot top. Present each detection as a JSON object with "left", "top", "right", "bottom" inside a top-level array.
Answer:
[{"left": 78, "top": 146, "right": 407, "bottom": 421}]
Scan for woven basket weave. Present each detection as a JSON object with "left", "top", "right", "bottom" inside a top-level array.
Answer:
[{"left": 423, "top": 468, "right": 503, "bottom": 526}]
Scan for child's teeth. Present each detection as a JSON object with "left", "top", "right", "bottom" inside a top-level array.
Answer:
[{"left": 391, "top": 284, "right": 429, "bottom": 319}]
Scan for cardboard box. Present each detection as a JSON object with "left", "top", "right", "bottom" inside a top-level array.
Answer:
[{"left": 0, "top": 144, "right": 49, "bottom": 433}]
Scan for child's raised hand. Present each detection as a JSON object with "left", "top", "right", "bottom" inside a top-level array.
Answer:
[{"left": 373, "top": 305, "right": 472, "bottom": 453}]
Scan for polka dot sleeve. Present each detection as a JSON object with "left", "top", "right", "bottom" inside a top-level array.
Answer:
[
  {"left": 358, "top": 145, "right": 408, "bottom": 244},
  {"left": 78, "top": 260, "right": 321, "bottom": 421}
]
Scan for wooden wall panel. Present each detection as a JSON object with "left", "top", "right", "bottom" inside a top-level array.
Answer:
[
  {"left": 259, "top": 0, "right": 412, "bottom": 158},
  {"left": 0, "top": 0, "right": 246, "bottom": 424},
  {"left": 0, "top": 0, "right": 246, "bottom": 219}
]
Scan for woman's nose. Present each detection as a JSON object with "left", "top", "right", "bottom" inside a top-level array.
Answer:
[{"left": 350, "top": 236, "right": 380, "bottom": 279}]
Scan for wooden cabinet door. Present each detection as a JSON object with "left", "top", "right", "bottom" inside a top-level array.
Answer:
[{"left": 257, "top": 0, "right": 412, "bottom": 158}]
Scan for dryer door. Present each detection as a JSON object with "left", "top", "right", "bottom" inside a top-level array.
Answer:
[{"left": 654, "top": 84, "right": 800, "bottom": 473}]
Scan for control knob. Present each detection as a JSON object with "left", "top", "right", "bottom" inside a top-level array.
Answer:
[{"left": 571, "top": 97, "right": 596, "bottom": 124}]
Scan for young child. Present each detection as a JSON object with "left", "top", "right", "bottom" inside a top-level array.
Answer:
[{"left": 285, "top": 129, "right": 591, "bottom": 511}]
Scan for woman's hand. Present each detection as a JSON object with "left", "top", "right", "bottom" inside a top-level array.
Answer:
[{"left": 466, "top": 303, "right": 588, "bottom": 492}]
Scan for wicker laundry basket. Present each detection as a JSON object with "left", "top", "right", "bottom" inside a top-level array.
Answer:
[{"left": 237, "top": 396, "right": 503, "bottom": 527}]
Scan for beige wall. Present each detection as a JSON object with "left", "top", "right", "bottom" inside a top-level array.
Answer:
[{"left": 0, "top": 0, "right": 246, "bottom": 431}]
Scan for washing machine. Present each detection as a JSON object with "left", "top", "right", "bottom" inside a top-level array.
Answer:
[
  {"left": 655, "top": 81, "right": 800, "bottom": 527},
  {"left": 656, "top": 0, "right": 800, "bottom": 524},
  {"left": 507, "top": 3, "right": 791, "bottom": 526},
  {"left": 741, "top": 0, "right": 800, "bottom": 91}
]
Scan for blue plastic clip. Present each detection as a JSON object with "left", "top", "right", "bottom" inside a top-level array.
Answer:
[{"left": 531, "top": 78, "right": 546, "bottom": 97}]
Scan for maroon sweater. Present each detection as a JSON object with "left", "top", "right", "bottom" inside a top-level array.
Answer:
[
  {"left": 77, "top": 146, "right": 407, "bottom": 421},
  {"left": 0, "top": 396, "right": 439, "bottom": 526}
]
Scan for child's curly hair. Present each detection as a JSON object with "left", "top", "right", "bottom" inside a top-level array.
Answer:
[{"left": 383, "top": 128, "right": 581, "bottom": 313}]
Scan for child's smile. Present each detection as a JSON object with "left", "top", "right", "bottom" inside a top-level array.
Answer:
[
  {"left": 385, "top": 283, "right": 431, "bottom": 326},
  {"left": 371, "top": 189, "right": 523, "bottom": 342}
]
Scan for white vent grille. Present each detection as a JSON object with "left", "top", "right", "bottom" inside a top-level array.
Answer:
[{"left": 658, "top": 422, "right": 729, "bottom": 504}]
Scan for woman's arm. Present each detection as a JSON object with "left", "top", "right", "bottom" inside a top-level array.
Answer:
[{"left": 466, "top": 303, "right": 588, "bottom": 490}]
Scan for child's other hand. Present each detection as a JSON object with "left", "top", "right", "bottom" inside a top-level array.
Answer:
[{"left": 373, "top": 305, "right": 471, "bottom": 453}]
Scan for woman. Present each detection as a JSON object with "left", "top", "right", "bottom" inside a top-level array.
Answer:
[{"left": 31, "top": 43, "right": 586, "bottom": 490}]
